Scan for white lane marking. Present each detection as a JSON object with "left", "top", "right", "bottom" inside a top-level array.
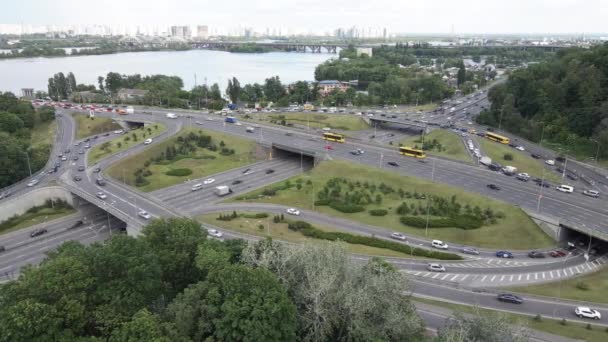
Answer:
[
  {"left": 441, "top": 273, "right": 450, "bottom": 280},
  {"left": 549, "top": 271, "right": 554, "bottom": 279},
  {"left": 481, "top": 275, "right": 487, "bottom": 282},
  {"left": 460, "top": 274, "right": 469, "bottom": 281},
  {"left": 534, "top": 273, "right": 538, "bottom": 280},
  {"left": 432, "top": 273, "right": 440, "bottom": 279},
  {"left": 542, "top": 272, "right": 546, "bottom": 279},
  {"left": 423, "top": 272, "right": 431, "bottom": 277},
  {"left": 509, "top": 275, "right": 513, "bottom": 282},
  {"left": 490, "top": 275, "right": 496, "bottom": 282},
  {"left": 518, "top": 274, "right": 522, "bottom": 281},
  {"left": 500, "top": 275, "right": 505, "bottom": 282},
  {"left": 450, "top": 274, "right": 459, "bottom": 281},
  {"left": 557, "top": 270, "right": 561, "bottom": 277},
  {"left": 413, "top": 271, "right": 421, "bottom": 276}
]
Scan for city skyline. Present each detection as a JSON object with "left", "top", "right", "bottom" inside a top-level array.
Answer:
[{"left": 1, "top": 0, "right": 607, "bottom": 35}]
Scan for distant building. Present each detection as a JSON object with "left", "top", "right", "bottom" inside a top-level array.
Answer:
[
  {"left": 170, "top": 26, "right": 191, "bottom": 39},
  {"left": 356, "top": 47, "right": 373, "bottom": 57},
  {"left": 117, "top": 88, "right": 149, "bottom": 101},
  {"left": 21, "top": 88, "right": 34, "bottom": 100},
  {"left": 197, "top": 25, "right": 209, "bottom": 39},
  {"left": 318, "top": 80, "right": 351, "bottom": 96}
]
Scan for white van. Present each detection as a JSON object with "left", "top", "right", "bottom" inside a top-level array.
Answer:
[
  {"left": 431, "top": 240, "right": 449, "bottom": 249},
  {"left": 191, "top": 183, "right": 204, "bottom": 191},
  {"left": 556, "top": 185, "right": 574, "bottom": 193},
  {"left": 166, "top": 113, "right": 178, "bottom": 119}
]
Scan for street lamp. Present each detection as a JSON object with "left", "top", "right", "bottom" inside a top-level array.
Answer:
[
  {"left": 591, "top": 139, "right": 600, "bottom": 164},
  {"left": 424, "top": 159, "right": 436, "bottom": 238}
]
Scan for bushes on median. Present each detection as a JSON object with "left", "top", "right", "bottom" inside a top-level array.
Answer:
[
  {"left": 287, "top": 221, "right": 462, "bottom": 260},
  {"left": 399, "top": 215, "right": 483, "bottom": 229},
  {"left": 369, "top": 209, "right": 388, "bottom": 216},
  {"left": 165, "top": 168, "right": 193, "bottom": 177}
]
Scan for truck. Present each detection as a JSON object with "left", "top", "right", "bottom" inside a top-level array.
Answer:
[
  {"left": 479, "top": 156, "right": 492, "bottom": 166},
  {"left": 166, "top": 113, "right": 178, "bottom": 119},
  {"left": 126, "top": 106, "right": 134, "bottom": 114},
  {"left": 225, "top": 117, "right": 237, "bottom": 124},
  {"left": 502, "top": 165, "right": 518, "bottom": 176},
  {"left": 214, "top": 185, "right": 232, "bottom": 196},
  {"left": 303, "top": 103, "right": 314, "bottom": 110}
]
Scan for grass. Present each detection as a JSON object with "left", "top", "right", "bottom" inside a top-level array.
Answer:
[
  {"left": 88, "top": 123, "right": 166, "bottom": 166},
  {"left": 400, "top": 130, "right": 472, "bottom": 163},
  {"left": 247, "top": 112, "right": 370, "bottom": 131},
  {"left": 413, "top": 297, "right": 608, "bottom": 342},
  {"left": 198, "top": 213, "right": 422, "bottom": 258},
  {"left": 30, "top": 119, "right": 57, "bottom": 148},
  {"left": 72, "top": 113, "right": 122, "bottom": 139},
  {"left": 230, "top": 160, "right": 555, "bottom": 249},
  {"left": 106, "top": 128, "right": 258, "bottom": 192},
  {"left": 0, "top": 207, "right": 76, "bottom": 236},
  {"left": 506, "top": 267, "right": 608, "bottom": 305},
  {"left": 478, "top": 138, "right": 562, "bottom": 183}
]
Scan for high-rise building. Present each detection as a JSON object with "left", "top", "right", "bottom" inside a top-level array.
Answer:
[
  {"left": 170, "top": 26, "right": 191, "bottom": 39},
  {"left": 197, "top": 25, "right": 209, "bottom": 39}
]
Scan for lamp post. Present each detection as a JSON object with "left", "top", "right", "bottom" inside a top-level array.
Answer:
[
  {"left": 591, "top": 139, "right": 600, "bottom": 164},
  {"left": 424, "top": 159, "right": 436, "bottom": 238}
]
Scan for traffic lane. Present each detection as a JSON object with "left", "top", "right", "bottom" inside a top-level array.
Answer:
[{"left": 408, "top": 280, "right": 608, "bottom": 326}]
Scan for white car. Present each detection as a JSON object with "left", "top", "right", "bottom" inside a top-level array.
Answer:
[
  {"left": 583, "top": 190, "right": 600, "bottom": 198},
  {"left": 515, "top": 146, "right": 525, "bottom": 151},
  {"left": 138, "top": 210, "right": 151, "bottom": 220},
  {"left": 143, "top": 138, "right": 152, "bottom": 145},
  {"left": 427, "top": 263, "right": 446, "bottom": 272},
  {"left": 61, "top": 156, "right": 68, "bottom": 161},
  {"left": 390, "top": 232, "right": 407, "bottom": 241},
  {"left": 96, "top": 192, "right": 107, "bottom": 200},
  {"left": 545, "top": 159, "right": 555, "bottom": 166},
  {"left": 206, "top": 117, "right": 213, "bottom": 121},
  {"left": 286, "top": 208, "right": 301, "bottom": 216},
  {"left": 431, "top": 240, "right": 449, "bottom": 249},
  {"left": 575, "top": 307, "right": 601, "bottom": 320},
  {"left": 207, "top": 229, "right": 224, "bottom": 238},
  {"left": 113, "top": 130, "right": 124, "bottom": 134},
  {"left": 235, "top": 122, "right": 242, "bottom": 126},
  {"left": 203, "top": 178, "right": 215, "bottom": 185},
  {"left": 27, "top": 179, "right": 39, "bottom": 187}
]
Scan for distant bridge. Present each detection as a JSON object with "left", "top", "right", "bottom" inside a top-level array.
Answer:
[{"left": 191, "top": 41, "right": 355, "bottom": 54}]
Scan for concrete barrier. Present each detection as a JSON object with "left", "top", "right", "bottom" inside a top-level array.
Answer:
[{"left": 0, "top": 186, "right": 75, "bottom": 224}]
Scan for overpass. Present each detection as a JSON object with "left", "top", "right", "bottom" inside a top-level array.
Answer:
[{"left": 368, "top": 116, "right": 429, "bottom": 133}]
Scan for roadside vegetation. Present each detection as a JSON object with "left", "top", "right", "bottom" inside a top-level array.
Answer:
[
  {"left": 415, "top": 297, "right": 608, "bottom": 342},
  {"left": 72, "top": 113, "right": 121, "bottom": 139},
  {"left": 232, "top": 160, "right": 554, "bottom": 249},
  {"left": 247, "top": 112, "right": 369, "bottom": 131},
  {"left": 88, "top": 123, "right": 166, "bottom": 166},
  {"left": 478, "top": 138, "right": 562, "bottom": 183},
  {"left": 0, "top": 199, "right": 75, "bottom": 235},
  {"left": 400, "top": 129, "right": 471, "bottom": 162},
  {"left": 106, "top": 128, "right": 257, "bottom": 192}
]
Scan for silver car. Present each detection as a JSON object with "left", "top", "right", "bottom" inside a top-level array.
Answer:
[{"left": 427, "top": 263, "right": 446, "bottom": 272}]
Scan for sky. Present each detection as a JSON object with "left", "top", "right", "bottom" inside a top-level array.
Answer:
[{"left": 1, "top": 0, "right": 606, "bottom": 34}]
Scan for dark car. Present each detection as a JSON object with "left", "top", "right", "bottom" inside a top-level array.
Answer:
[
  {"left": 68, "top": 220, "right": 84, "bottom": 230},
  {"left": 496, "top": 251, "right": 514, "bottom": 258},
  {"left": 30, "top": 228, "right": 48, "bottom": 238},
  {"left": 550, "top": 250, "right": 567, "bottom": 257},
  {"left": 536, "top": 181, "right": 551, "bottom": 188},
  {"left": 567, "top": 173, "right": 579, "bottom": 181},
  {"left": 96, "top": 178, "right": 106, "bottom": 186},
  {"left": 242, "top": 168, "right": 252, "bottom": 174},
  {"left": 84, "top": 138, "right": 90, "bottom": 143},
  {"left": 73, "top": 155, "right": 79, "bottom": 161},
  {"left": 487, "top": 184, "right": 501, "bottom": 190},
  {"left": 231, "top": 180, "right": 243, "bottom": 185},
  {"left": 387, "top": 161, "right": 399, "bottom": 167},
  {"left": 77, "top": 166, "right": 85, "bottom": 172},
  {"left": 555, "top": 156, "right": 566, "bottom": 163},
  {"left": 93, "top": 167, "right": 101, "bottom": 173},
  {"left": 461, "top": 247, "right": 480, "bottom": 255},
  {"left": 528, "top": 251, "right": 546, "bottom": 258},
  {"left": 497, "top": 293, "right": 524, "bottom": 304},
  {"left": 508, "top": 143, "right": 517, "bottom": 148},
  {"left": 531, "top": 153, "right": 541, "bottom": 159},
  {"left": 73, "top": 175, "right": 82, "bottom": 182},
  {"left": 0, "top": 245, "right": 5, "bottom": 253},
  {"left": 265, "top": 169, "right": 275, "bottom": 174},
  {"left": 103, "top": 132, "right": 110, "bottom": 136}
]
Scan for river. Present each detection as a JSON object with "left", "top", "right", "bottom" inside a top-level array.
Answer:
[{"left": 0, "top": 49, "right": 334, "bottom": 94}]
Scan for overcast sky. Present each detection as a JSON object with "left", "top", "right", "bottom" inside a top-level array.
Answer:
[{"left": 2, "top": 0, "right": 606, "bottom": 34}]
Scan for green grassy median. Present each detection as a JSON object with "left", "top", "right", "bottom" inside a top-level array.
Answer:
[
  {"left": 72, "top": 113, "right": 122, "bottom": 139},
  {"left": 0, "top": 199, "right": 75, "bottom": 235},
  {"left": 231, "top": 160, "right": 554, "bottom": 250},
  {"left": 247, "top": 112, "right": 369, "bottom": 131},
  {"left": 88, "top": 123, "right": 166, "bottom": 166},
  {"left": 400, "top": 129, "right": 471, "bottom": 163}
]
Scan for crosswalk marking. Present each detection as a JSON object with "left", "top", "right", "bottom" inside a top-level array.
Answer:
[
  {"left": 518, "top": 274, "right": 522, "bottom": 281},
  {"left": 441, "top": 273, "right": 450, "bottom": 280},
  {"left": 461, "top": 274, "right": 469, "bottom": 281},
  {"left": 534, "top": 273, "right": 538, "bottom": 280},
  {"left": 526, "top": 274, "right": 530, "bottom": 280},
  {"left": 509, "top": 275, "right": 513, "bottom": 281},
  {"left": 500, "top": 275, "right": 505, "bottom": 282},
  {"left": 490, "top": 275, "right": 496, "bottom": 282},
  {"left": 557, "top": 269, "right": 561, "bottom": 277},
  {"left": 549, "top": 271, "right": 554, "bottom": 279},
  {"left": 481, "top": 275, "right": 487, "bottom": 282},
  {"left": 432, "top": 273, "right": 440, "bottom": 279},
  {"left": 542, "top": 272, "right": 546, "bottom": 279},
  {"left": 450, "top": 274, "right": 459, "bottom": 281}
]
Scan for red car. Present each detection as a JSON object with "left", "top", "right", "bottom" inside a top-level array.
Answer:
[
  {"left": 550, "top": 250, "right": 567, "bottom": 257},
  {"left": 324, "top": 145, "right": 334, "bottom": 150}
]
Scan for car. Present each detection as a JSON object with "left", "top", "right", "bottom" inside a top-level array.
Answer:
[
  {"left": 231, "top": 180, "right": 243, "bottom": 185},
  {"left": 84, "top": 144, "right": 91, "bottom": 149},
  {"left": 285, "top": 132, "right": 293, "bottom": 136},
  {"left": 93, "top": 167, "right": 101, "bottom": 173},
  {"left": 496, "top": 250, "right": 514, "bottom": 258},
  {"left": 242, "top": 168, "right": 252, "bottom": 175},
  {"left": 114, "top": 129, "right": 124, "bottom": 134},
  {"left": 96, "top": 192, "right": 107, "bottom": 200},
  {"left": 78, "top": 150, "right": 84, "bottom": 154},
  {"left": 27, "top": 179, "right": 39, "bottom": 187},
  {"left": 138, "top": 210, "right": 151, "bottom": 220},
  {"left": 516, "top": 173, "right": 530, "bottom": 181},
  {"left": 461, "top": 247, "right": 480, "bottom": 255},
  {"left": 515, "top": 146, "right": 525, "bottom": 151},
  {"left": 555, "top": 156, "right": 566, "bottom": 163},
  {"left": 497, "top": 293, "right": 524, "bottom": 304},
  {"left": 487, "top": 184, "right": 501, "bottom": 190},
  {"left": 203, "top": 178, "right": 215, "bottom": 185},
  {"left": 545, "top": 159, "right": 555, "bottom": 166},
  {"left": 432, "top": 240, "right": 448, "bottom": 249},
  {"left": 77, "top": 166, "right": 85, "bottom": 172},
  {"left": 556, "top": 185, "right": 574, "bottom": 193},
  {"left": 207, "top": 229, "right": 224, "bottom": 238},
  {"left": 536, "top": 181, "right": 551, "bottom": 188},
  {"left": 206, "top": 117, "right": 213, "bottom": 121},
  {"left": 427, "top": 263, "right": 446, "bottom": 272},
  {"left": 68, "top": 220, "right": 84, "bottom": 230},
  {"left": 350, "top": 149, "right": 365, "bottom": 156},
  {"left": 30, "top": 228, "right": 48, "bottom": 238},
  {"left": 47, "top": 169, "right": 54, "bottom": 174},
  {"left": 549, "top": 250, "right": 567, "bottom": 258},
  {"left": 103, "top": 132, "right": 110, "bottom": 136},
  {"left": 74, "top": 142, "right": 81, "bottom": 146},
  {"left": 96, "top": 178, "right": 106, "bottom": 186},
  {"left": 84, "top": 138, "right": 90, "bottom": 142},
  {"left": 508, "top": 143, "right": 517, "bottom": 148},
  {"left": 286, "top": 208, "right": 301, "bottom": 216},
  {"left": 265, "top": 169, "right": 275, "bottom": 174},
  {"left": 575, "top": 307, "right": 602, "bottom": 320},
  {"left": 143, "top": 138, "right": 152, "bottom": 145},
  {"left": 531, "top": 153, "right": 542, "bottom": 159},
  {"left": 387, "top": 161, "right": 399, "bottom": 167},
  {"left": 583, "top": 190, "right": 600, "bottom": 198},
  {"left": 61, "top": 156, "right": 68, "bottom": 161},
  {"left": 390, "top": 232, "right": 407, "bottom": 241},
  {"left": 528, "top": 251, "right": 546, "bottom": 258},
  {"left": 73, "top": 175, "right": 82, "bottom": 181},
  {"left": 324, "top": 144, "right": 334, "bottom": 150}
]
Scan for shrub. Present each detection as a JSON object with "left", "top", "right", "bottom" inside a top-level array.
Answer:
[
  {"left": 262, "top": 188, "right": 277, "bottom": 196},
  {"left": 560, "top": 318, "right": 567, "bottom": 326},
  {"left": 576, "top": 281, "right": 590, "bottom": 291},
  {"left": 329, "top": 202, "right": 365, "bottom": 213},
  {"left": 165, "top": 168, "right": 193, "bottom": 177},
  {"left": 369, "top": 209, "right": 388, "bottom": 216},
  {"left": 243, "top": 213, "right": 269, "bottom": 219},
  {"left": 533, "top": 314, "right": 542, "bottom": 322},
  {"left": 400, "top": 215, "right": 483, "bottom": 230},
  {"left": 503, "top": 153, "right": 513, "bottom": 161},
  {"left": 586, "top": 324, "right": 592, "bottom": 330}
]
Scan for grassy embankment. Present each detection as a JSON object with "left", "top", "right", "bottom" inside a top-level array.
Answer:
[
  {"left": 400, "top": 129, "right": 472, "bottom": 163},
  {"left": 247, "top": 112, "right": 369, "bottom": 131},
  {"left": 88, "top": 123, "right": 166, "bottom": 166},
  {"left": 106, "top": 128, "right": 258, "bottom": 192},
  {"left": 414, "top": 297, "right": 608, "bottom": 342},
  {"left": 0, "top": 200, "right": 75, "bottom": 235},
  {"left": 198, "top": 213, "right": 423, "bottom": 259},
  {"left": 72, "top": 113, "right": 122, "bottom": 140},
  {"left": 478, "top": 138, "right": 562, "bottom": 183},
  {"left": 230, "top": 160, "right": 554, "bottom": 249}
]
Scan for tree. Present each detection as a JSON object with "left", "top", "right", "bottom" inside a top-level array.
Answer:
[
  {"left": 436, "top": 311, "right": 530, "bottom": 342},
  {"left": 109, "top": 309, "right": 173, "bottom": 342},
  {"left": 457, "top": 59, "right": 466, "bottom": 87},
  {"left": 67, "top": 72, "right": 77, "bottom": 95},
  {"left": 226, "top": 77, "right": 241, "bottom": 104},
  {"left": 263, "top": 76, "right": 286, "bottom": 102},
  {"left": 98, "top": 76, "right": 105, "bottom": 93},
  {"left": 166, "top": 265, "right": 296, "bottom": 342},
  {"left": 105, "top": 72, "right": 123, "bottom": 95}
]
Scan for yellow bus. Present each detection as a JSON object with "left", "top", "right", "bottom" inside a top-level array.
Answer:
[
  {"left": 322, "top": 132, "right": 345, "bottom": 143},
  {"left": 399, "top": 146, "right": 426, "bottom": 159},
  {"left": 485, "top": 132, "right": 510, "bottom": 144}
]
